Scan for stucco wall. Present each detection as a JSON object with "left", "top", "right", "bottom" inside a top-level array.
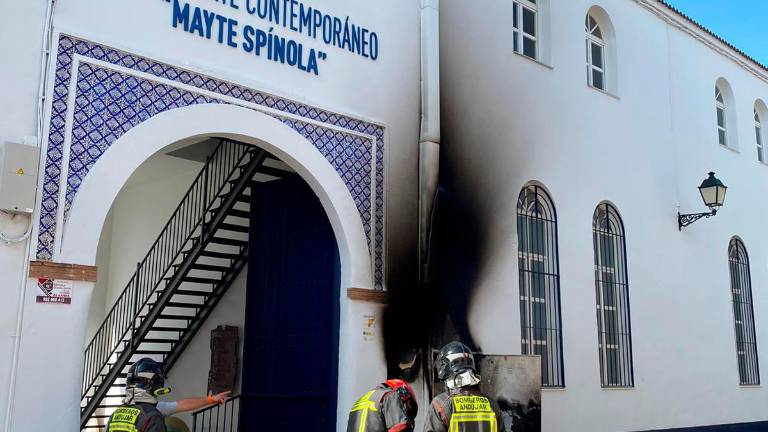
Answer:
[
  {"left": 440, "top": 0, "right": 768, "bottom": 431},
  {"left": 0, "top": 1, "right": 48, "bottom": 429},
  {"left": 85, "top": 153, "right": 203, "bottom": 339}
]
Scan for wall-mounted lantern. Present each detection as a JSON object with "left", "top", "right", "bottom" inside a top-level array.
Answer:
[{"left": 678, "top": 172, "right": 727, "bottom": 230}]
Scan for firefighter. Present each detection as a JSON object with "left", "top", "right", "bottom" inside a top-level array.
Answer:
[
  {"left": 424, "top": 342, "right": 503, "bottom": 432},
  {"left": 347, "top": 378, "right": 419, "bottom": 432},
  {"left": 105, "top": 357, "right": 171, "bottom": 432}
]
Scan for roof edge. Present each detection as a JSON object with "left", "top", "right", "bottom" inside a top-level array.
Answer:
[{"left": 642, "top": 0, "right": 768, "bottom": 78}]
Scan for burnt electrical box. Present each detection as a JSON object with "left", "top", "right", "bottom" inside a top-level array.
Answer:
[{"left": 0, "top": 143, "right": 38, "bottom": 214}]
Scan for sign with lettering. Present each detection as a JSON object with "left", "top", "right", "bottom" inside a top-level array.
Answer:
[
  {"left": 163, "top": 0, "right": 380, "bottom": 76},
  {"left": 36, "top": 278, "right": 72, "bottom": 305}
]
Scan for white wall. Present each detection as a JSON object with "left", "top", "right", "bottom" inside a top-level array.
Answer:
[
  {"left": 2, "top": 0, "right": 419, "bottom": 430},
  {"left": 164, "top": 270, "right": 247, "bottom": 427},
  {"left": 440, "top": 0, "right": 768, "bottom": 431},
  {"left": 85, "top": 208, "right": 113, "bottom": 341},
  {"left": 85, "top": 153, "right": 202, "bottom": 338},
  {"left": 0, "top": 1, "right": 48, "bottom": 429}
]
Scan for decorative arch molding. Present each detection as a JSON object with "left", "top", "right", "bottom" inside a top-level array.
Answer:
[
  {"left": 36, "top": 34, "right": 385, "bottom": 287},
  {"left": 62, "top": 104, "right": 374, "bottom": 290}
]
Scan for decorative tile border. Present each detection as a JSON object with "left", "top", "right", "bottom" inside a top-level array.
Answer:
[{"left": 38, "top": 34, "right": 385, "bottom": 289}]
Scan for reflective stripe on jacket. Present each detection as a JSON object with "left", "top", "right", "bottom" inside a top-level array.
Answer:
[
  {"left": 347, "top": 385, "right": 413, "bottom": 432},
  {"left": 423, "top": 389, "right": 502, "bottom": 432},
  {"left": 106, "top": 402, "right": 166, "bottom": 432}
]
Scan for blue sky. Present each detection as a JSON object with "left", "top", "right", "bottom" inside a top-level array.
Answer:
[{"left": 665, "top": 0, "right": 768, "bottom": 66}]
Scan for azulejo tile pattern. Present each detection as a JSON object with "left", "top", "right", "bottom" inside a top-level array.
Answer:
[{"left": 39, "top": 35, "right": 385, "bottom": 289}]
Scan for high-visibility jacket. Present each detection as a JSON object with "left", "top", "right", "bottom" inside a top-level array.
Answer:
[
  {"left": 105, "top": 403, "right": 166, "bottom": 432},
  {"left": 346, "top": 385, "right": 414, "bottom": 432},
  {"left": 423, "top": 388, "right": 502, "bottom": 432}
]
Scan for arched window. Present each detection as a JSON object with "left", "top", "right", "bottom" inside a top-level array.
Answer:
[
  {"left": 728, "top": 238, "right": 760, "bottom": 385},
  {"left": 585, "top": 7, "right": 618, "bottom": 94},
  {"left": 592, "top": 203, "right": 634, "bottom": 387},
  {"left": 517, "top": 184, "right": 564, "bottom": 388},
  {"left": 715, "top": 79, "right": 738, "bottom": 149},
  {"left": 585, "top": 13, "right": 606, "bottom": 90},
  {"left": 716, "top": 86, "right": 728, "bottom": 146},
  {"left": 756, "top": 106, "right": 765, "bottom": 162}
]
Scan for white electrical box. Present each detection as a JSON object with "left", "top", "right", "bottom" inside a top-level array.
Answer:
[{"left": 0, "top": 142, "right": 39, "bottom": 214}]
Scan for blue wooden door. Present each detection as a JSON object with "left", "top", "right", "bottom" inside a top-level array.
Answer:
[{"left": 240, "top": 177, "right": 340, "bottom": 431}]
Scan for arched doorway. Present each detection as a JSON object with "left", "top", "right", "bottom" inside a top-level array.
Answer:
[{"left": 63, "top": 104, "right": 382, "bottom": 431}]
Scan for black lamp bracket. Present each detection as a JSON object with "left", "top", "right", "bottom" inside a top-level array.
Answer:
[{"left": 678, "top": 209, "right": 717, "bottom": 230}]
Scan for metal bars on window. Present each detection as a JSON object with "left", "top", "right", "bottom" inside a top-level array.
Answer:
[
  {"left": 728, "top": 238, "right": 760, "bottom": 386},
  {"left": 592, "top": 203, "right": 634, "bottom": 388},
  {"left": 517, "top": 184, "right": 565, "bottom": 388}
]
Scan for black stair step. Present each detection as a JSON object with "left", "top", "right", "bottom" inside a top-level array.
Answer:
[
  {"left": 218, "top": 223, "right": 249, "bottom": 233},
  {"left": 134, "top": 350, "right": 170, "bottom": 355},
  {"left": 183, "top": 276, "right": 220, "bottom": 284},
  {"left": 189, "top": 263, "right": 230, "bottom": 272},
  {"left": 208, "top": 237, "right": 247, "bottom": 247},
  {"left": 225, "top": 209, "right": 249, "bottom": 219},
  {"left": 220, "top": 191, "right": 251, "bottom": 203},
  {"left": 166, "top": 301, "right": 201, "bottom": 309},
  {"left": 158, "top": 314, "right": 194, "bottom": 321},
  {"left": 150, "top": 326, "right": 187, "bottom": 332},
  {"left": 99, "top": 373, "right": 127, "bottom": 378},
  {"left": 173, "top": 289, "right": 213, "bottom": 297},
  {"left": 109, "top": 383, "right": 127, "bottom": 387},
  {"left": 141, "top": 339, "right": 178, "bottom": 344},
  {"left": 199, "top": 250, "right": 240, "bottom": 260}
]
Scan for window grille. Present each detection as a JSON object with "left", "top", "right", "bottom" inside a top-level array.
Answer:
[
  {"left": 728, "top": 238, "right": 760, "bottom": 385},
  {"left": 517, "top": 184, "right": 564, "bottom": 388},
  {"left": 592, "top": 203, "right": 634, "bottom": 388},
  {"left": 513, "top": 0, "right": 538, "bottom": 60},
  {"left": 585, "top": 14, "right": 606, "bottom": 90}
]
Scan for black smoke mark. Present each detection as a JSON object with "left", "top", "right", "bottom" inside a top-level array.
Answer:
[
  {"left": 426, "top": 182, "right": 487, "bottom": 352},
  {"left": 381, "top": 157, "right": 488, "bottom": 384}
]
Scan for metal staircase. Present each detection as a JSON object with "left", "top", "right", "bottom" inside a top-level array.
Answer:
[{"left": 80, "top": 139, "right": 290, "bottom": 430}]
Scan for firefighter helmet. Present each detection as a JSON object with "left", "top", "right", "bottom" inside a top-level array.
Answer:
[
  {"left": 126, "top": 357, "right": 166, "bottom": 395},
  {"left": 436, "top": 341, "right": 476, "bottom": 381}
]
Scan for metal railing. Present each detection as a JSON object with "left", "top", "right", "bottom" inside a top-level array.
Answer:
[
  {"left": 81, "top": 140, "right": 252, "bottom": 402},
  {"left": 192, "top": 395, "right": 240, "bottom": 432}
]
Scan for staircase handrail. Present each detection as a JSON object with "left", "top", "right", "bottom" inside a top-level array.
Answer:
[
  {"left": 192, "top": 394, "right": 241, "bottom": 432},
  {"left": 81, "top": 139, "right": 251, "bottom": 399}
]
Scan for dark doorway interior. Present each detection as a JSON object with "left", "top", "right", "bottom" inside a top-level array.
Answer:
[{"left": 240, "top": 176, "right": 340, "bottom": 431}]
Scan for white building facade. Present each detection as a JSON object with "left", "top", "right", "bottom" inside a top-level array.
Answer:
[
  {"left": 439, "top": 0, "right": 768, "bottom": 431},
  {"left": 0, "top": 0, "right": 421, "bottom": 431},
  {"left": 4, "top": 0, "right": 768, "bottom": 431}
]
